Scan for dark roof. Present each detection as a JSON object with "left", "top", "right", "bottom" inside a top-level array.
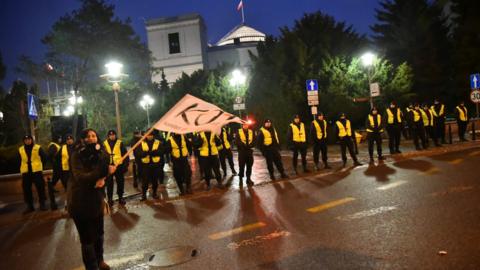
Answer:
[{"left": 146, "top": 13, "right": 202, "bottom": 26}]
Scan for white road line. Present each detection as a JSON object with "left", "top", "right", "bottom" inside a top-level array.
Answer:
[
  {"left": 376, "top": 180, "right": 408, "bottom": 191},
  {"left": 336, "top": 206, "right": 398, "bottom": 221}
]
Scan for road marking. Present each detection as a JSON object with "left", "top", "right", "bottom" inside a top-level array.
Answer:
[
  {"left": 429, "top": 186, "right": 474, "bottom": 197},
  {"left": 422, "top": 167, "right": 440, "bottom": 175},
  {"left": 336, "top": 206, "right": 398, "bottom": 221},
  {"left": 306, "top": 197, "right": 356, "bottom": 213},
  {"left": 376, "top": 180, "right": 408, "bottom": 191},
  {"left": 208, "top": 222, "right": 267, "bottom": 240},
  {"left": 448, "top": 158, "right": 463, "bottom": 165},
  {"left": 468, "top": 150, "right": 480, "bottom": 156},
  {"left": 227, "top": 230, "right": 291, "bottom": 250}
]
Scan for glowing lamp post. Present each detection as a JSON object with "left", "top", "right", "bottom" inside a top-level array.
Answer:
[
  {"left": 139, "top": 94, "right": 155, "bottom": 128},
  {"left": 361, "top": 52, "right": 377, "bottom": 109}
]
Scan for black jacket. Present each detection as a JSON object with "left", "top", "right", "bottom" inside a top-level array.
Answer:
[{"left": 67, "top": 145, "right": 109, "bottom": 219}]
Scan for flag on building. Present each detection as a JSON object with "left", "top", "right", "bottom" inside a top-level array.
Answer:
[
  {"left": 152, "top": 94, "right": 244, "bottom": 135},
  {"left": 237, "top": 0, "right": 243, "bottom": 11}
]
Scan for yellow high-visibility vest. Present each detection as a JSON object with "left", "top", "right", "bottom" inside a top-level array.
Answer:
[
  {"left": 61, "top": 145, "right": 70, "bottom": 171},
  {"left": 420, "top": 109, "right": 430, "bottom": 126},
  {"left": 290, "top": 123, "right": 306, "bottom": 142},
  {"left": 260, "top": 127, "right": 279, "bottom": 146},
  {"left": 456, "top": 106, "right": 468, "bottom": 122},
  {"left": 141, "top": 140, "right": 161, "bottom": 163},
  {"left": 238, "top": 128, "right": 253, "bottom": 145},
  {"left": 367, "top": 114, "right": 384, "bottom": 133},
  {"left": 336, "top": 120, "right": 351, "bottom": 138},
  {"left": 19, "top": 144, "right": 43, "bottom": 174},
  {"left": 48, "top": 142, "right": 61, "bottom": 152},
  {"left": 199, "top": 132, "right": 218, "bottom": 157},
  {"left": 169, "top": 135, "right": 188, "bottom": 158},
  {"left": 103, "top": 139, "right": 122, "bottom": 165},
  {"left": 412, "top": 110, "right": 421, "bottom": 123},
  {"left": 386, "top": 108, "right": 402, "bottom": 124},
  {"left": 217, "top": 128, "right": 231, "bottom": 151},
  {"left": 312, "top": 120, "right": 327, "bottom": 140},
  {"left": 430, "top": 104, "right": 444, "bottom": 117}
]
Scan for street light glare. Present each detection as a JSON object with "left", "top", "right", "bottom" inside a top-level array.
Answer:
[
  {"left": 361, "top": 52, "right": 376, "bottom": 67},
  {"left": 140, "top": 94, "right": 154, "bottom": 109},
  {"left": 230, "top": 69, "right": 246, "bottom": 87},
  {"left": 105, "top": 61, "right": 123, "bottom": 78}
]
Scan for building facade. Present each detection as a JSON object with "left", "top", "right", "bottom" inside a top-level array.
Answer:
[{"left": 146, "top": 13, "right": 266, "bottom": 83}]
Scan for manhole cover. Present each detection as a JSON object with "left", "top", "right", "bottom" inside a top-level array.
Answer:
[{"left": 147, "top": 246, "right": 198, "bottom": 267}]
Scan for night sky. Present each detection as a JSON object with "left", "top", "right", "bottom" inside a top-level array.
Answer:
[{"left": 0, "top": 0, "right": 380, "bottom": 90}]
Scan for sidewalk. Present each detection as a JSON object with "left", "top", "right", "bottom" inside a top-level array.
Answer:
[{"left": 1, "top": 137, "right": 479, "bottom": 227}]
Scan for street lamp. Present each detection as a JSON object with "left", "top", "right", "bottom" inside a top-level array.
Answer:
[
  {"left": 139, "top": 94, "right": 155, "bottom": 128},
  {"left": 229, "top": 69, "right": 247, "bottom": 117},
  {"left": 100, "top": 61, "right": 128, "bottom": 138},
  {"left": 64, "top": 91, "right": 83, "bottom": 116},
  {"left": 361, "top": 52, "right": 377, "bottom": 109}
]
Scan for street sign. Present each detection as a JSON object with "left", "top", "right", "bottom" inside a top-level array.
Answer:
[
  {"left": 470, "top": 90, "right": 480, "bottom": 103},
  {"left": 311, "top": 106, "right": 317, "bottom": 115},
  {"left": 234, "top": 96, "right": 244, "bottom": 104},
  {"left": 307, "top": 90, "right": 318, "bottom": 96},
  {"left": 306, "top": 79, "right": 318, "bottom": 91},
  {"left": 370, "top": 83, "right": 380, "bottom": 97},
  {"left": 27, "top": 93, "right": 38, "bottom": 120},
  {"left": 233, "top": 103, "right": 245, "bottom": 111},
  {"left": 307, "top": 95, "right": 319, "bottom": 101},
  {"left": 307, "top": 94, "right": 319, "bottom": 105},
  {"left": 470, "top": 73, "right": 480, "bottom": 89},
  {"left": 308, "top": 100, "right": 319, "bottom": 106}
]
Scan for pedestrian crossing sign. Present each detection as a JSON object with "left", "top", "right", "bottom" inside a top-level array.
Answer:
[{"left": 27, "top": 93, "right": 38, "bottom": 120}]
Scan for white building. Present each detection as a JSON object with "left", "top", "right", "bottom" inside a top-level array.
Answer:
[{"left": 146, "top": 13, "right": 266, "bottom": 83}]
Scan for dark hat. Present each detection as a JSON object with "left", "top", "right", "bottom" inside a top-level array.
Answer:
[
  {"left": 264, "top": 119, "right": 272, "bottom": 123},
  {"left": 339, "top": 112, "right": 346, "bottom": 118},
  {"left": 107, "top": 129, "right": 116, "bottom": 136},
  {"left": 317, "top": 112, "right": 324, "bottom": 116},
  {"left": 390, "top": 101, "right": 397, "bottom": 106},
  {"left": 293, "top": 114, "right": 300, "bottom": 119},
  {"left": 65, "top": 134, "right": 74, "bottom": 140},
  {"left": 133, "top": 130, "right": 140, "bottom": 135},
  {"left": 23, "top": 135, "right": 33, "bottom": 140}
]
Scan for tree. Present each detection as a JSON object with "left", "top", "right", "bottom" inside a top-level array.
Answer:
[
  {"left": 371, "top": 0, "right": 452, "bottom": 102},
  {"left": 41, "top": 0, "right": 152, "bottom": 137},
  {"left": 2, "top": 80, "right": 30, "bottom": 145}
]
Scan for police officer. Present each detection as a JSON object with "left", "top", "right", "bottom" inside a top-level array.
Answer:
[
  {"left": 47, "top": 136, "right": 62, "bottom": 193},
  {"left": 130, "top": 130, "right": 142, "bottom": 189},
  {"left": 366, "top": 107, "right": 385, "bottom": 163},
  {"left": 19, "top": 135, "right": 47, "bottom": 213},
  {"left": 456, "top": 101, "right": 469, "bottom": 141},
  {"left": 193, "top": 131, "right": 224, "bottom": 190},
  {"left": 236, "top": 120, "right": 255, "bottom": 186},
  {"left": 257, "top": 119, "right": 288, "bottom": 180},
  {"left": 287, "top": 115, "right": 309, "bottom": 174},
  {"left": 310, "top": 112, "right": 330, "bottom": 170},
  {"left": 385, "top": 101, "right": 403, "bottom": 154},
  {"left": 50, "top": 134, "right": 75, "bottom": 210},
  {"left": 218, "top": 126, "right": 237, "bottom": 178},
  {"left": 103, "top": 130, "right": 129, "bottom": 206},
  {"left": 422, "top": 103, "right": 440, "bottom": 147},
  {"left": 336, "top": 113, "right": 362, "bottom": 167},
  {"left": 166, "top": 132, "right": 193, "bottom": 195},
  {"left": 137, "top": 131, "right": 164, "bottom": 201},
  {"left": 410, "top": 103, "right": 427, "bottom": 150},
  {"left": 431, "top": 98, "right": 446, "bottom": 144}
]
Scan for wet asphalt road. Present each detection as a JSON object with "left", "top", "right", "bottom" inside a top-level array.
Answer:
[{"left": 1, "top": 146, "right": 480, "bottom": 270}]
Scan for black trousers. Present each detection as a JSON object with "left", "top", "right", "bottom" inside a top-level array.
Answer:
[
  {"left": 141, "top": 163, "right": 163, "bottom": 196},
  {"left": 238, "top": 150, "right": 254, "bottom": 179},
  {"left": 367, "top": 132, "right": 383, "bottom": 158},
  {"left": 106, "top": 169, "right": 125, "bottom": 201},
  {"left": 425, "top": 126, "right": 438, "bottom": 145},
  {"left": 313, "top": 140, "right": 328, "bottom": 166},
  {"left": 200, "top": 155, "right": 222, "bottom": 186},
  {"left": 339, "top": 137, "right": 358, "bottom": 162},
  {"left": 263, "top": 147, "right": 285, "bottom": 176},
  {"left": 458, "top": 121, "right": 468, "bottom": 140},
  {"left": 132, "top": 161, "right": 142, "bottom": 187},
  {"left": 50, "top": 166, "right": 64, "bottom": 189},
  {"left": 292, "top": 143, "right": 307, "bottom": 170},
  {"left": 172, "top": 157, "right": 192, "bottom": 192},
  {"left": 72, "top": 215, "right": 104, "bottom": 270},
  {"left": 22, "top": 172, "right": 46, "bottom": 207},
  {"left": 434, "top": 118, "right": 446, "bottom": 142},
  {"left": 412, "top": 122, "right": 427, "bottom": 149},
  {"left": 219, "top": 148, "right": 236, "bottom": 175},
  {"left": 386, "top": 125, "right": 401, "bottom": 153}
]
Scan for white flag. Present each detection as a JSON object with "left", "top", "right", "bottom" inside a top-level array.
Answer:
[{"left": 153, "top": 94, "right": 244, "bottom": 135}]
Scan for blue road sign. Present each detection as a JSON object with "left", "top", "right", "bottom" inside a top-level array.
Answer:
[
  {"left": 471, "top": 73, "right": 480, "bottom": 89},
  {"left": 306, "top": 79, "right": 318, "bottom": 91},
  {"left": 27, "top": 93, "right": 38, "bottom": 120}
]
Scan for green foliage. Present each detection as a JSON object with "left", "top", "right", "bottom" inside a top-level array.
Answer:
[{"left": 1, "top": 81, "right": 30, "bottom": 145}]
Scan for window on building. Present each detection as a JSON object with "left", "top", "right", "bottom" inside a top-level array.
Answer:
[{"left": 168, "top": 33, "right": 181, "bottom": 54}]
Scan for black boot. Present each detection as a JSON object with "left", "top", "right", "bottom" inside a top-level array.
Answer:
[
  {"left": 23, "top": 205, "right": 35, "bottom": 214},
  {"left": 269, "top": 173, "right": 276, "bottom": 181},
  {"left": 246, "top": 178, "right": 254, "bottom": 186},
  {"left": 81, "top": 244, "right": 99, "bottom": 270}
]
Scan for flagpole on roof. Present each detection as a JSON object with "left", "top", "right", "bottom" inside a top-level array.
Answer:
[{"left": 241, "top": 1, "right": 245, "bottom": 24}]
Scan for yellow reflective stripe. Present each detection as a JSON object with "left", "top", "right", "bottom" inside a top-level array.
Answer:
[
  {"left": 290, "top": 123, "right": 306, "bottom": 142},
  {"left": 313, "top": 120, "right": 327, "bottom": 140},
  {"left": 170, "top": 135, "right": 188, "bottom": 158},
  {"left": 199, "top": 132, "right": 218, "bottom": 156},
  {"left": 336, "top": 120, "right": 351, "bottom": 137},
  {"left": 456, "top": 106, "right": 468, "bottom": 121},
  {"left": 61, "top": 145, "right": 69, "bottom": 171},
  {"left": 141, "top": 140, "right": 161, "bottom": 163},
  {"left": 238, "top": 128, "right": 253, "bottom": 144},
  {"left": 19, "top": 145, "right": 43, "bottom": 173}
]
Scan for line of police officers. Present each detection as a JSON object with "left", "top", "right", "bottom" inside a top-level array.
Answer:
[{"left": 19, "top": 100, "right": 471, "bottom": 212}]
